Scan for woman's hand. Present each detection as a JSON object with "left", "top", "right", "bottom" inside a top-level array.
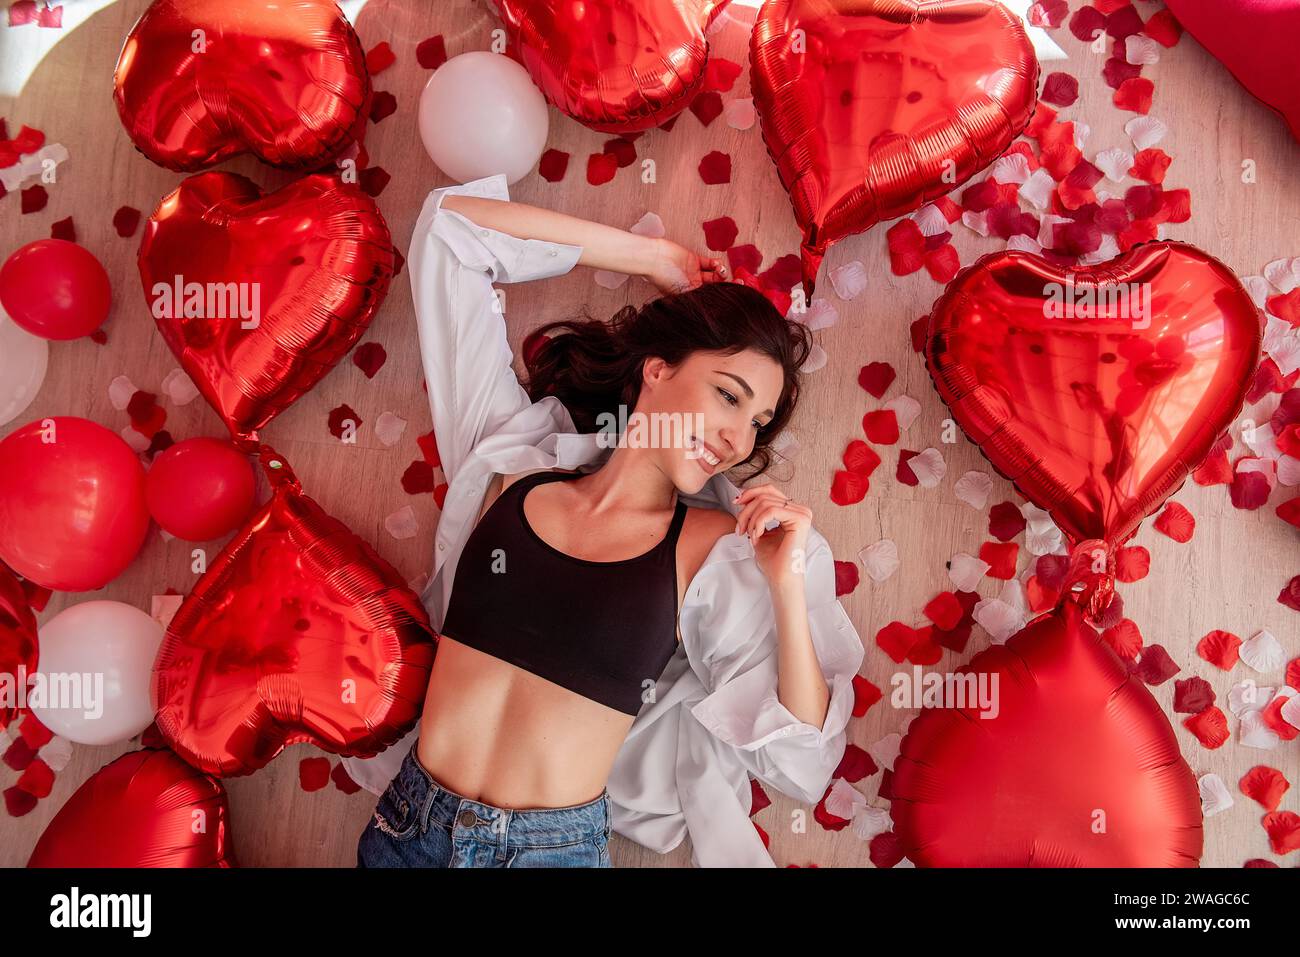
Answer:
[
  {"left": 733, "top": 484, "right": 813, "bottom": 592},
  {"left": 645, "top": 238, "right": 728, "bottom": 294}
]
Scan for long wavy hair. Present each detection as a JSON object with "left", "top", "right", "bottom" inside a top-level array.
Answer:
[{"left": 521, "top": 282, "right": 812, "bottom": 482}]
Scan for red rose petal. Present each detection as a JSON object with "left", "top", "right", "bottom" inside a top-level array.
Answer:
[
  {"left": 16, "top": 758, "right": 53, "bottom": 799},
  {"left": 1230, "top": 470, "right": 1271, "bottom": 510},
  {"left": 857, "top": 361, "right": 896, "bottom": 398},
  {"left": 417, "top": 429, "right": 440, "bottom": 468},
  {"left": 852, "top": 675, "right": 883, "bottom": 716},
  {"left": 365, "top": 41, "right": 396, "bottom": 75},
  {"left": 843, "top": 440, "right": 881, "bottom": 477},
  {"left": 1106, "top": 4, "right": 1145, "bottom": 41},
  {"left": 1278, "top": 497, "right": 1300, "bottom": 530},
  {"left": 961, "top": 179, "right": 999, "bottom": 212},
  {"left": 1143, "top": 8, "right": 1182, "bottom": 47},
  {"left": 602, "top": 137, "right": 637, "bottom": 168},
  {"left": 830, "top": 469, "right": 869, "bottom": 505},
  {"left": 1113, "top": 77, "right": 1154, "bottom": 114},
  {"left": 1262, "top": 811, "right": 1300, "bottom": 854},
  {"left": 1183, "top": 706, "right": 1229, "bottom": 749},
  {"left": 876, "top": 621, "right": 921, "bottom": 663},
  {"left": 1193, "top": 448, "right": 1232, "bottom": 486},
  {"left": 433, "top": 482, "right": 449, "bottom": 510},
  {"left": 1102, "top": 55, "right": 1142, "bottom": 90},
  {"left": 988, "top": 501, "right": 1027, "bottom": 542},
  {"left": 351, "top": 341, "right": 387, "bottom": 379},
  {"left": 835, "top": 744, "right": 878, "bottom": 783},
  {"left": 368, "top": 91, "right": 398, "bottom": 124},
  {"left": 415, "top": 35, "right": 447, "bottom": 70},
  {"left": 20, "top": 184, "right": 47, "bottom": 214},
  {"left": 702, "top": 216, "right": 738, "bottom": 251},
  {"left": 834, "top": 559, "right": 859, "bottom": 597},
  {"left": 328, "top": 404, "right": 362, "bottom": 440},
  {"left": 1068, "top": 4, "right": 1106, "bottom": 41},
  {"left": 750, "top": 779, "right": 771, "bottom": 816},
  {"left": 896, "top": 449, "right": 920, "bottom": 487},
  {"left": 1135, "top": 644, "right": 1179, "bottom": 685},
  {"left": 906, "top": 627, "right": 942, "bottom": 666},
  {"left": 1197, "top": 629, "right": 1242, "bottom": 670},
  {"left": 586, "top": 152, "right": 618, "bottom": 186},
  {"left": 1240, "top": 766, "right": 1290, "bottom": 811},
  {"left": 923, "top": 243, "right": 960, "bottom": 283},
  {"left": 869, "top": 831, "right": 905, "bottom": 868},
  {"left": 727, "top": 244, "right": 762, "bottom": 275},
  {"left": 539, "top": 148, "right": 570, "bottom": 183},
  {"left": 1102, "top": 618, "right": 1144, "bottom": 662},
  {"left": 704, "top": 57, "right": 743, "bottom": 93},
  {"left": 697, "top": 150, "right": 731, "bottom": 185},
  {"left": 4, "top": 786, "right": 38, "bottom": 817},
  {"left": 1154, "top": 501, "right": 1195, "bottom": 542},
  {"left": 1172, "top": 675, "right": 1214, "bottom": 713},
  {"left": 862, "top": 409, "right": 899, "bottom": 445},
  {"left": 1278, "top": 575, "right": 1300, "bottom": 613},
  {"left": 50, "top": 216, "right": 75, "bottom": 241},
  {"left": 886, "top": 219, "right": 926, "bottom": 275},
  {"left": 1114, "top": 545, "right": 1150, "bottom": 583},
  {"left": 358, "top": 165, "right": 390, "bottom": 197},
  {"left": 1130, "top": 148, "right": 1171, "bottom": 185},
  {"left": 332, "top": 761, "right": 361, "bottom": 794},
  {"left": 299, "top": 756, "right": 331, "bottom": 791},
  {"left": 923, "top": 591, "right": 964, "bottom": 630},
  {"left": 978, "top": 541, "right": 1018, "bottom": 579},
  {"left": 1261, "top": 697, "right": 1300, "bottom": 740},
  {"left": 1040, "top": 71, "right": 1079, "bottom": 107},
  {"left": 688, "top": 90, "right": 724, "bottom": 126},
  {"left": 401, "top": 460, "right": 436, "bottom": 495}
]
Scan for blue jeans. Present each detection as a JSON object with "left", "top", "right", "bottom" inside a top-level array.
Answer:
[{"left": 356, "top": 738, "right": 613, "bottom": 868}]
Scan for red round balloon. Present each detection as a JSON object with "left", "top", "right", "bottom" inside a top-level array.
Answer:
[
  {"left": 29, "top": 748, "right": 235, "bottom": 867},
  {"left": 153, "top": 449, "right": 436, "bottom": 776},
  {"left": 751, "top": 0, "right": 1039, "bottom": 293},
  {"left": 146, "top": 437, "right": 257, "bottom": 541},
  {"left": 0, "top": 564, "right": 38, "bottom": 730},
  {"left": 491, "top": 0, "right": 731, "bottom": 133},
  {"left": 0, "top": 239, "right": 111, "bottom": 340},
  {"left": 925, "top": 241, "right": 1261, "bottom": 612},
  {"left": 0, "top": 417, "right": 150, "bottom": 592},
  {"left": 138, "top": 171, "right": 395, "bottom": 447},
  {"left": 113, "top": 0, "right": 371, "bottom": 171},
  {"left": 890, "top": 600, "right": 1204, "bottom": 867}
]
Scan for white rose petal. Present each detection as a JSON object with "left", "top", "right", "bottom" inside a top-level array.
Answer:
[
  {"left": 38, "top": 735, "right": 74, "bottom": 773},
  {"left": 910, "top": 448, "right": 946, "bottom": 488},
  {"left": 374, "top": 411, "right": 408, "bottom": 447},
  {"left": 119, "top": 425, "right": 149, "bottom": 453},
  {"left": 911, "top": 203, "right": 950, "bottom": 237},
  {"left": 629, "top": 212, "right": 666, "bottom": 239},
  {"left": 1278, "top": 455, "right": 1300, "bottom": 486},
  {"left": 949, "top": 552, "right": 991, "bottom": 591},
  {"left": 1005, "top": 234, "right": 1043, "bottom": 255},
  {"left": 1124, "top": 34, "right": 1160, "bottom": 66},
  {"left": 800, "top": 343, "right": 827, "bottom": 373},
  {"left": 859, "top": 538, "right": 900, "bottom": 582},
  {"left": 1019, "top": 168, "right": 1056, "bottom": 209},
  {"left": 884, "top": 395, "right": 921, "bottom": 431},
  {"left": 161, "top": 368, "right": 200, "bottom": 406},
  {"left": 961, "top": 209, "right": 990, "bottom": 237},
  {"left": 989, "top": 152, "right": 1031, "bottom": 185},
  {"left": 851, "top": 805, "right": 894, "bottom": 842},
  {"left": 867, "top": 732, "right": 902, "bottom": 771},
  {"left": 829, "top": 260, "right": 869, "bottom": 301},
  {"left": 150, "top": 594, "right": 184, "bottom": 630},
  {"left": 1263, "top": 257, "right": 1299, "bottom": 294},
  {"left": 724, "top": 97, "right": 756, "bottom": 130},
  {"left": 1072, "top": 121, "right": 1090, "bottom": 151},
  {"left": 802, "top": 297, "right": 839, "bottom": 331},
  {"left": 825, "top": 778, "right": 868, "bottom": 820},
  {"left": 108, "top": 375, "right": 136, "bottom": 411},
  {"left": 384, "top": 505, "right": 419, "bottom": 541},
  {"left": 1240, "top": 275, "right": 1271, "bottom": 308},
  {"left": 998, "top": 578, "right": 1028, "bottom": 616},
  {"left": 974, "top": 597, "right": 1025, "bottom": 644},
  {"left": 1239, "top": 708, "right": 1281, "bottom": 750},
  {"left": 1081, "top": 234, "right": 1121, "bottom": 265},
  {"left": 1227, "top": 679, "right": 1274, "bottom": 717},
  {"left": 1025, "top": 521, "right": 1063, "bottom": 556},
  {"left": 954, "top": 470, "right": 992, "bottom": 509},
  {"left": 1240, "top": 629, "right": 1285, "bottom": 673},
  {"left": 1198, "top": 773, "right": 1234, "bottom": 817},
  {"left": 1125, "top": 115, "right": 1168, "bottom": 150}
]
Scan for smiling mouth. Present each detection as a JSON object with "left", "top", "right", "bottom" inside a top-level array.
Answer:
[{"left": 689, "top": 435, "right": 722, "bottom": 473}]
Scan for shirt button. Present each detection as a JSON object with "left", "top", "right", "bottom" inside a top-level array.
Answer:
[
  {"left": 480, "top": 229, "right": 490, "bottom": 237},
  {"left": 438, "top": 542, "right": 445, "bottom": 551},
  {"left": 547, "top": 249, "right": 557, "bottom": 257},
  {"left": 457, "top": 809, "right": 477, "bottom": 828}
]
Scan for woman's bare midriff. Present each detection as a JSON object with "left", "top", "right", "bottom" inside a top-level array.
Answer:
[{"left": 414, "top": 469, "right": 733, "bottom": 811}]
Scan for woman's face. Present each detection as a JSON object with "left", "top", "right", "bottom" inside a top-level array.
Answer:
[{"left": 637, "top": 348, "right": 786, "bottom": 494}]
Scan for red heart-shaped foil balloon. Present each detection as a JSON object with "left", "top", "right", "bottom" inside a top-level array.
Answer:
[
  {"left": 891, "top": 601, "right": 1204, "bottom": 867},
  {"left": 0, "top": 563, "right": 38, "bottom": 730},
  {"left": 751, "top": 0, "right": 1039, "bottom": 292},
  {"left": 492, "top": 0, "right": 731, "bottom": 132},
  {"left": 29, "top": 748, "right": 235, "bottom": 867},
  {"left": 139, "top": 171, "right": 394, "bottom": 448},
  {"left": 153, "top": 451, "right": 436, "bottom": 777},
  {"left": 927, "top": 241, "right": 1260, "bottom": 612},
  {"left": 114, "top": 0, "right": 370, "bottom": 171}
]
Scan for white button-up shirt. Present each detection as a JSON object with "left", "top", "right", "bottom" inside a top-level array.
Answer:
[{"left": 342, "top": 174, "right": 865, "bottom": 867}]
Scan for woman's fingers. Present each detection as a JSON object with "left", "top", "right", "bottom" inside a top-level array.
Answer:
[{"left": 734, "top": 485, "right": 793, "bottom": 536}]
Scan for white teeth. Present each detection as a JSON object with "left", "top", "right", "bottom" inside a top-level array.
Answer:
[{"left": 692, "top": 437, "right": 720, "bottom": 466}]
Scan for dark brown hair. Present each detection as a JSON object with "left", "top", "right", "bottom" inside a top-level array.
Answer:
[{"left": 521, "top": 282, "right": 812, "bottom": 482}]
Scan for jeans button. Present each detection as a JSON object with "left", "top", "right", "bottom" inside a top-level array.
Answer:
[{"left": 457, "top": 808, "right": 477, "bottom": 828}]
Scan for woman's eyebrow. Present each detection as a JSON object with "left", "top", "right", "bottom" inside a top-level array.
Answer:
[{"left": 715, "top": 370, "right": 774, "bottom": 418}]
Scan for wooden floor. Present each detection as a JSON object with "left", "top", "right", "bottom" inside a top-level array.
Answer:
[{"left": 1, "top": 0, "right": 1296, "bottom": 867}]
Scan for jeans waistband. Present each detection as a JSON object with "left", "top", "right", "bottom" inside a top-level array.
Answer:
[{"left": 396, "top": 738, "right": 610, "bottom": 845}]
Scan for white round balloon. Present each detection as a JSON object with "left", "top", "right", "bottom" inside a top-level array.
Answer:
[
  {"left": 418, "top": 51, "right": 549, "bottom": 185},
  {"left": 0, "top": 305, "right": 48, "bottom": 427},
  {"left": 30, "top": 601, "right": 163, "bottom": 746}
]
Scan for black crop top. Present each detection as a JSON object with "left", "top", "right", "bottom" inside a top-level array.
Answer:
[{"left": 439, "top": 469, "right": 687, "bottom": 716}]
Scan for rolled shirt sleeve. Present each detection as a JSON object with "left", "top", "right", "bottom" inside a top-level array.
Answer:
[{"left": 409, "top": 173, "right": 584, "bottom": 482}]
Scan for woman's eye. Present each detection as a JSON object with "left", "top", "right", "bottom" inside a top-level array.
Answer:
[{"left": 718, "top": 387, "right": 738, "bottom": 406}]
